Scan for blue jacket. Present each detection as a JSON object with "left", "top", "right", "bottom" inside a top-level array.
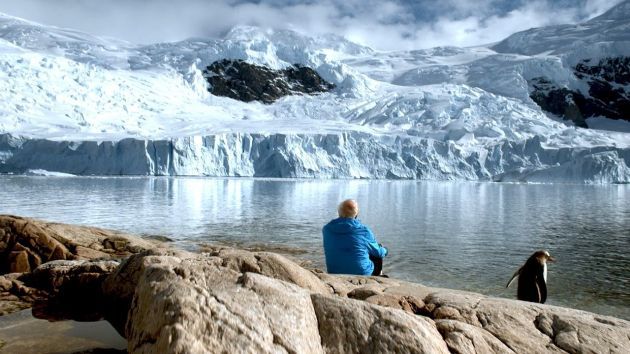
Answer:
[{"left": 322, "top": 217, "right": 388, "bottom": 275}]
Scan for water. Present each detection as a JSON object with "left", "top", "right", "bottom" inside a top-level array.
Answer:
[
  {"left": 0, "top": 309, "right": 125, "bottom": 353},
  {"left": 1, "top": 176, "right": 628, "bottom": 320}
]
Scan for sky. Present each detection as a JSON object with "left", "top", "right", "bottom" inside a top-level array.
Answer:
[{"left": 0, "top": 0, "right": 624, "bottom": 50}]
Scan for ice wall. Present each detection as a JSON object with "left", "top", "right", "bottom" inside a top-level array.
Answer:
[{"left": 1, "top": 133, "right": 628, "bottom": 183}]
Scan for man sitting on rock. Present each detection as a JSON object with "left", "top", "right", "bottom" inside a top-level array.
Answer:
[{"left": 322, "top": 199, "right": 388, "bottom": 276}]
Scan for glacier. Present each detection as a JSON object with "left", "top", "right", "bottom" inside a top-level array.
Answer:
[
  {"left": 0, "top": 2, "right": 629, "bottom": 183},
  {"left": 2, "top": 133, "right": 628, "bottom": 183}
]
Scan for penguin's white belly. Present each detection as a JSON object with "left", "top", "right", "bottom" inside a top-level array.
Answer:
[{"left": 543, "top": 264, "right": 547, "bottom": 282}]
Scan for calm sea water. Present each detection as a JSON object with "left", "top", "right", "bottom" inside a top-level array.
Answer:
[{"left": 1, "top": 176, "right": 628, "bottom": 320}]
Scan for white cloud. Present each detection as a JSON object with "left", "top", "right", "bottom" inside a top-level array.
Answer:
[
  {"left": 0, "top": 0, "right": 625, "bottom": 50},
  {"left": 583, "top": 0, "right": 624, "bottom": 18},
  {"left": 407, "top": 1, "right": 581, "bottom": 49}
]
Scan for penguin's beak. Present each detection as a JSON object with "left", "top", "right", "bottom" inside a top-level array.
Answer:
[{"left": 547, "top": 256, "right": 556, "bottom": 263}]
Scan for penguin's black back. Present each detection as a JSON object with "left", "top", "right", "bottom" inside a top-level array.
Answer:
[{"left": 517, "top": 256, "right": 547, "bottom": 303}]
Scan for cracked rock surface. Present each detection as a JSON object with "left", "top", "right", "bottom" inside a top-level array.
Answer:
[
  {"left": 0, "top": 215, "right": 164, "bottom": 316},
  {"left": 1, "top": 217, "right": 629, "bottom": 353},
  {"left": 115, "top": 249, "right": 630, "bottom": 353}
]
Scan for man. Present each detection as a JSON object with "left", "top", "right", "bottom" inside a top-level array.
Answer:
[{"left": 322, "top": 199, "right": 388, "bottom": 276}]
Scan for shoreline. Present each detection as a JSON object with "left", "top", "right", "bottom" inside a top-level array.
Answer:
[
  {"left": 1, "top": 215, "right": 629, "bottom": 353},
  {"left": 3, "top": 173, "right": 630, "bottom": 186}
]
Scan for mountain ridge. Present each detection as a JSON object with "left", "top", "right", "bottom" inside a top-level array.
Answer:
[{"left": 0, "top": 3, "right": 628, "bottom": 182}]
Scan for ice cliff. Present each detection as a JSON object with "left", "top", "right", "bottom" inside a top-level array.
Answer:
[{"left": 2, "top": 133, "right": 628, "bottom": 183}]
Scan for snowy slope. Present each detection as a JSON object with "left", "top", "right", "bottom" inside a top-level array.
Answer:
[{"left": 0, "top": 4, "right": 629, "bottom": 182}]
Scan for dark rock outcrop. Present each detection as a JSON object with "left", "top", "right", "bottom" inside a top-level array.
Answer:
[
  {"left": 204, "top": 59, "right": 335, "bottom": 103},
  {"left": 530, "top": 77, "right": 589, "bottom": 127},
  {"left": 575, "top": 57, "right": 630, "bottom": 85},
  {"left": 529, "top": 57, "right": 630, "bottom": 128}
]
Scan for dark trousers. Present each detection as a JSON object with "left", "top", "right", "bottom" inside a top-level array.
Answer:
[{"left": 370, "top": 255, "right": 383, "bottom": 276}]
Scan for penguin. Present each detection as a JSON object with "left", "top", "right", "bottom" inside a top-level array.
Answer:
[{"left": 506, "top": 250, "right": 555, "bottom": 303}]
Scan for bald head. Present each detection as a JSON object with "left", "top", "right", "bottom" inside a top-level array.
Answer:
[{"left": 338, "top": 199, "right": 359, "bottom": 218}]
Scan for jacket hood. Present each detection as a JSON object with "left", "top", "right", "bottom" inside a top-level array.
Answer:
[{"left": 325, "top": 217, "right": 364, "bottom": 234}]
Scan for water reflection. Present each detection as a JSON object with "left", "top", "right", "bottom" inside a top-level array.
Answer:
[
  {"left": 0, "top": 309, "right": 125, "bottom": 354},
  {"left": 0, "top": 176, "right": 628, "bottom": 320}
]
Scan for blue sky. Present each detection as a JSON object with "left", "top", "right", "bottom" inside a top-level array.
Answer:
[{"left": 0, "top": 0, "right": 624, "bottom": 50}]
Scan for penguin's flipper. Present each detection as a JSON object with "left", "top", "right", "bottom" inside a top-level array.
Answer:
[
  {"left": 506, "top": 266, "right": 522, "bottom": 288},
  {"left": 536, "top": 274, "right": 547, "bottom": 304}
]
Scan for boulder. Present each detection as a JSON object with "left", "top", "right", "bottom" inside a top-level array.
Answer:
[
  {"left": 8, "top": 248, "right": 630, "bottom": 354},
  {"left": 8, "top": 250, "right": 31, "bottom": 273},
  {"left": 311, "top": 293, "right": 449, "bottom": 354},
  {"left": 102, "top": 248, "right": 197, "bottom": 302},
  {"left": 28, "top": 260, "right": 119, "bottom": 322},
  {"left": 2, "top": 217, "right": 629, "bottom": 353},
  {"left": 435, "top": 319, "right": 514, "bottom": 354},
  {"left": 425, "top": 291, "right": 630, "bottom": 354},
  {"left": 204, "top": 247, "right": 331, "bottom": 294},
  {"left": 29, "top": 260, "right": 120, "bottom": 294},
  {"left": 0, "top": 215, "right": 167, "bottom": 316},
  {"left": 0, "top": 272, "right": 40, "bottom": 316},
  {"left": 0, "top": 216, "right": 71, "bottom": 274},
  {"left": 126, "top": 257, "right": 324, "bottom": 354},
  {"left": 347, "top": 284, "right": 427, "bottom": 315},
  {"left": 0, "top": 215, "right": 162, "bottom": 275}
]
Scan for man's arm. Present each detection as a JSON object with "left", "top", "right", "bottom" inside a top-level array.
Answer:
[{"left": 365, "top": 227, "right": 388, "bottom": 258}]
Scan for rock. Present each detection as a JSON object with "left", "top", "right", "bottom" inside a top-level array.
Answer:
[
  {"left": 100, "top": 248, "right": 200, "bottom": 334},
  {"left": 8, "top": 250, "right": 30, "bottom": 273},
  {"left": 529, "top": 77, "right": 588, "bottom": 128},
  {"left": 435, "top": 319, "right": 513, "bottom": 354},
  {"left": 311, "top": 294, "right": 450, "bottom": 354},
  {"left": 13, "top": 248, "right": 630, "bottom": 354},
  {"left": 315, "top": 272, "right": 396, "bottom": 297},
  {"left": 0, "top": 215, "right": 167, "bottom": 317},
  {"left": 0, "top": 273, "right": 45, "bottom": 316},
  {"left": 425, "top": 291, "right": 630, "bottom": 354},
  {"left": 0, "top": 216, "right": 72, "bottom": 274},
  {"left": 27, "top": 260, "right": 120, "bottom": 322},
  {"left": 0, "top": 276, "right": 12, "bottom": 292},
  {"left": 102, "top": 237, "right": 130, "bottom": 252},
  {"left": 347, "top": 285, "right": 383, "bottom": 300},
  {"left": 365, "top": 293, "right": 426, "bottom": 315},
  {"left": 255, "top": 252, "right": 331, "bottom": 294},
  {"left": 529, "top": 57, "right": 630, "bottom": 127},
  {"left": 347, "top": 284, "right": 427, "bottom": 315},
  {"left": 73, "top": 245, "right": 109, "bottom": 259},
  {"left": 0, "top": 299, "right": 31, "bottom": 316},
  {"left": 204, "top": 59, "right": 335, "bottom": 103},
  {"left": 102, "top": 248, "right": 197, "bottom": 302},
  {"left": 207, "top": 246, "right": 262, "bottom": 273},
  {"left": 126, "top": 256, "right": 324, "bottom": 353},
  {"left": 28, "top": 260, "right": 120, "bottom": 294},
  {"left": 0, "top": 215, "right": 162, "bottom": 275},
  {"left": 204, "top": 247, "right": 331, "bottom": 294},
  {"left": 3, "top": 218, "right": 629, "bottom": 353}
]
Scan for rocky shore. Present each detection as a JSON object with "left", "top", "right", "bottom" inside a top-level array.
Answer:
[{"left": 1, "top": 215, "right": 629, "bottom": 353}]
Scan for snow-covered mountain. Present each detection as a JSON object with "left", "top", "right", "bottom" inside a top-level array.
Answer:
[{"left": 0, "top": 2, "right": 629, "bottom": 182}]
